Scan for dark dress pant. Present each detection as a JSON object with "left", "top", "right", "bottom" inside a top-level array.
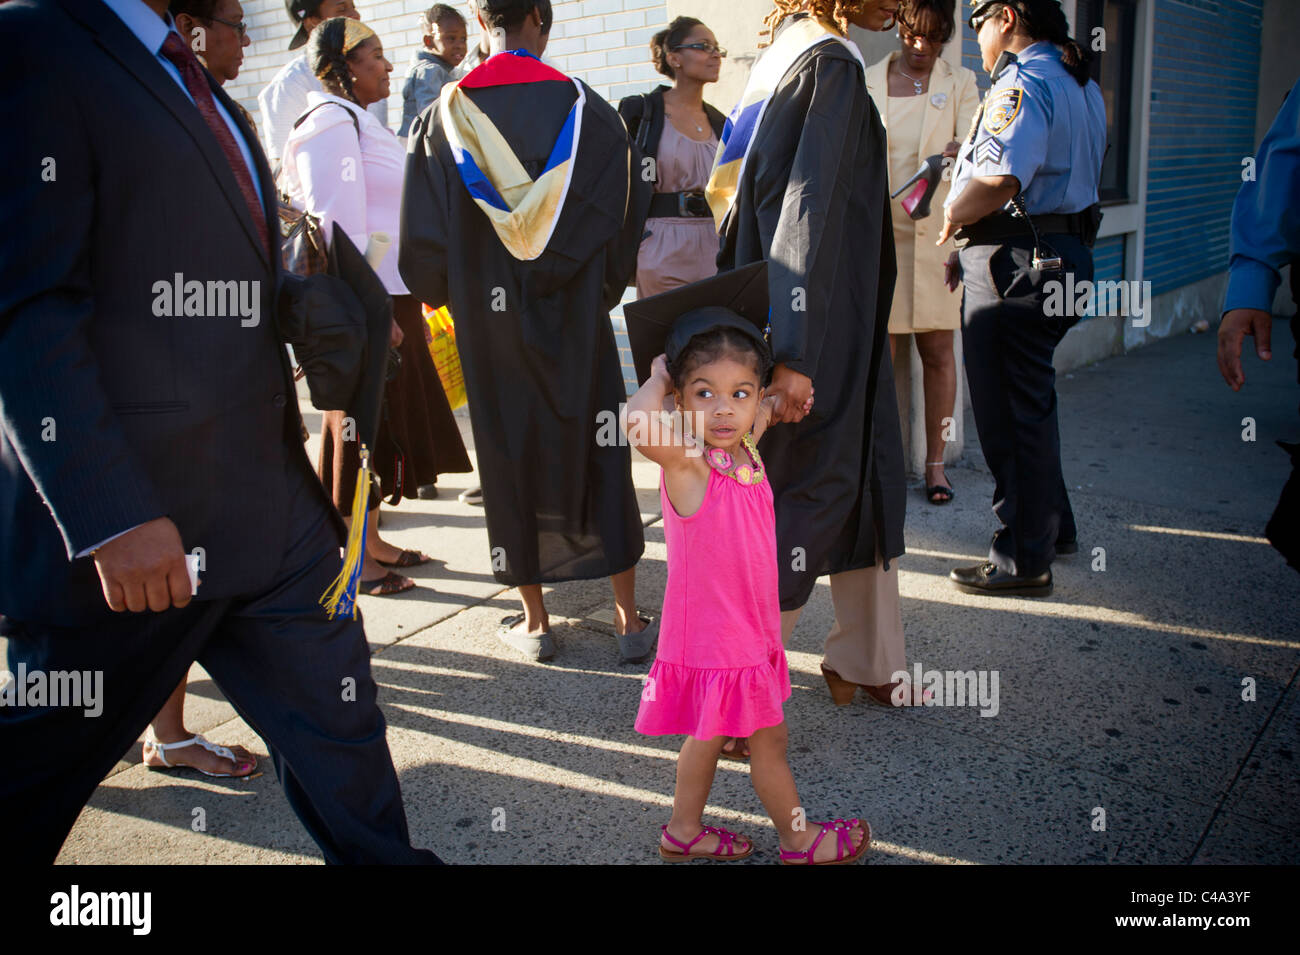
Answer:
[
  {"left": 0, "top": 454, "right": 439, "bottom": 864},
  {"left": 960, "top": 233, "right": 1090, "bottom": 578}
]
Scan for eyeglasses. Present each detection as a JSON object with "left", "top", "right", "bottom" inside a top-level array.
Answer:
[
  {"left": 206, "top": 16, "right": 248, "bottom": 37},
  {"left": 672, "top": 42, "right": 727, "bottom": 57}
]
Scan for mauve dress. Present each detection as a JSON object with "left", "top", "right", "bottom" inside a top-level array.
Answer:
[{"left": 634, "top": 122, "right": 720, "bottom": 298}]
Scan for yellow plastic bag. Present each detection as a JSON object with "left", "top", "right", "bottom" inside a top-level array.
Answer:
[{"left": 422, "top": 303, "right": 466, "bottom": 410}]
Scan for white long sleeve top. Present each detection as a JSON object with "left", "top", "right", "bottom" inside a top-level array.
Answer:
[{"left": 280, "top": 91, "right": 409, "bottom": 295}]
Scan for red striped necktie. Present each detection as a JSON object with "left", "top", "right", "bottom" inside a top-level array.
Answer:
[{"left": 160, "top": 31, "right": 271, "bottom": 260}]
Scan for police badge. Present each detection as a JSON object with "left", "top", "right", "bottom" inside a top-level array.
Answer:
[{"left": 983, "top": 88, "right": 1023, "bottom": 134}]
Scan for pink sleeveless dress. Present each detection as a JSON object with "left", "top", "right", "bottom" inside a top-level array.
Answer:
[{"left": 634, "top": 451, "right": 791, "bottom": 739}]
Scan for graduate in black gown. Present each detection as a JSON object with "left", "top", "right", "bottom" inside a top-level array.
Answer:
[
  {"left": 709, "top": 0, "right": 922, "bottom": 736},
  {"left": 400, "top": 0, "right": 655, "bottom": 663}
]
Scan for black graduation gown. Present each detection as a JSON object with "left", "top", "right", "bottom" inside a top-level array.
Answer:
[
  {"left": 400, "top": 78, "right": 648, "bottom": 586},
  {"left": 717, "top": 30, "right": 907, "bottom": 612}
]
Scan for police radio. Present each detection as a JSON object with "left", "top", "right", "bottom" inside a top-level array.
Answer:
[{"left": 1009, "top": 194, "right": 1063, "bottom": 271}]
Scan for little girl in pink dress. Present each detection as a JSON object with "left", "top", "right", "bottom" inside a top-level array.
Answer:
[{"left": 622, "top": 298, "right": 871, "bottom": 865}]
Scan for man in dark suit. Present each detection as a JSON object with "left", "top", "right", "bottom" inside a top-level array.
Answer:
[{"left": 0, "top": 0, "right": 438, "bottom": 863}]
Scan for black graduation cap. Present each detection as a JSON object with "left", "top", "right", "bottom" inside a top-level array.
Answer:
[
  {"left": 325, "top": 223, "right": 392, "bottom": 454},
  {"left": 622, "top": 260, "right": 771, "bottom": 387},
  {"left": 276, "top": 224, "right": 392, "bottom": 452}
]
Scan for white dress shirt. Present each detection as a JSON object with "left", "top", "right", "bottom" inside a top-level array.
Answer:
[
  {"left": 280, "top": 91, "right": 409, "bottom": 295},
  {"left": 258, "top": 53, "right": 389, "bottom": 166}
]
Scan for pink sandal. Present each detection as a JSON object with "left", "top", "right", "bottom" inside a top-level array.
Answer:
[
  {"left": 658, "top": 824, "right": 754, "bottom": 862},
  {"left": 780, "top": 818, "right": 871, "bottom": 865}
]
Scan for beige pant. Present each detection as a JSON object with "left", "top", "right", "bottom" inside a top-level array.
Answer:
[{"left": 781, "top": 563, "right": 906, "bottom": 686}]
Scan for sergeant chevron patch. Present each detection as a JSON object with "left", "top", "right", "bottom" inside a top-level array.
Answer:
[{"left": 975, "top": 136, "right": 1005, "bottom": 165}]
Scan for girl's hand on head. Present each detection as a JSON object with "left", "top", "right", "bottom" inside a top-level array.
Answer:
[{"left": 651, "top": 353, "right": 673, "bottom": 387}]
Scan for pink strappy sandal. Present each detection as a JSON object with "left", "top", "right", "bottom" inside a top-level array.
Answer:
[
  {"left": 780, "top": 818, "right": 872, "bottom": 865},
  {"left": 658, "top": 824, "right": 754, "bottom": 862}
]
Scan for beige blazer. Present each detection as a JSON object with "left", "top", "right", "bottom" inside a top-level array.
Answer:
[{"left": 867, "top": 52, "right": 981, "bottom": 333}]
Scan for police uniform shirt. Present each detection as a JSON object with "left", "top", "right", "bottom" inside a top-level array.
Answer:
[
  {"left": 1224, "top": 82, "right": 1300, "bottom": 313},
  {"left": 946, "top": 41, "right": 1106, "bottom": 216}
]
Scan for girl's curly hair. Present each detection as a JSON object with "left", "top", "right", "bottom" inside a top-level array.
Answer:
[{"left": 760, "top": 0, "right": 877, "bottom": 43}]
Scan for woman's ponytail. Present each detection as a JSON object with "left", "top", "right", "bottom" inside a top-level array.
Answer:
[
  {"left": 1017, "top": 0, "right": 1092, "bottom": 86},
  {"left": 308, "top": 17, "right": 360, "bottom": 104}
]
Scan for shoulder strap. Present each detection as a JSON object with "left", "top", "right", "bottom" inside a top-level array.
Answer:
[
  {"left": 634, "top": 92, "right": 654, "bottom": 152},
  {"left": 276, "top": 103, "right": 362, "bottom": 198},
  {"left": 292, "top": 101, "right": 361, "bottom": 140}
]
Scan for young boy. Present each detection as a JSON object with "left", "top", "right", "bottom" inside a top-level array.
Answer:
[{"left": 398, "top": 4, "right": 468, "bottom": 138}]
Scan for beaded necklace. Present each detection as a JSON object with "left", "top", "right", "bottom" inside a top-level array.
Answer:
[{"left": 703, "top": 432, "right": 765, "bottom": 486}]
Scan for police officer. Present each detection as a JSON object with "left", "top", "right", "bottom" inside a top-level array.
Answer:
[
  {"left": 1219, "top": 83, "right": 1300, "bottom": 572},
  {"left": 936, "top": 0, "right": 1105, "bottom": 596}
]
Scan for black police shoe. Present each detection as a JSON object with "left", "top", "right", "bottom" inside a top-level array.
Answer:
[
  {"left": 1055, "top": 538, "right": 1078, "bottom": 555},
  {"left": 950, "top": 562, "right": 1053, "bottom": 597}
]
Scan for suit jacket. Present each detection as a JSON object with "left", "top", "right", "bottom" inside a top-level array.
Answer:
[
  {"left": 866, "top": 53, "right": 981, "bottom": 332},
  {"left": 0, "top": 0, "right": 336, "bottom": 626}
]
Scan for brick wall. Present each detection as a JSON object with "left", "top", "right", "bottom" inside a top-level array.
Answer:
[{"left": 223, "top": 0, "right": 671, "bottom": 126}]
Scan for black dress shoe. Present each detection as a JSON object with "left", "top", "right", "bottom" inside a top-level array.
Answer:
[
  {"left": 950, "top": 562, "right": 1053, "bottom": 597},
  {"left": 417, "top": 483, "right": 439, "bottom": 500},
  {"left": 1055, "top": 538, "right": 1078, "bottom": 555}
]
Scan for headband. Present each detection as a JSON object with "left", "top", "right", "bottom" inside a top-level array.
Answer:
[{"left": 313, "top": 19, "right": 378, "bottom": 78}]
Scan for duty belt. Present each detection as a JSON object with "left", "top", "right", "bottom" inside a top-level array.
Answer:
[
  {"left": 648, "top": 190, "right": 712, "bottom": 218},
  {"left": 957, "top": 204, "right": 1102, "bottom": 248}
]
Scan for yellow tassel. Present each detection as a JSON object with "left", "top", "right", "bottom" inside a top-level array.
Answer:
[{"left": 320, "top": 443, "right": 371, "bottom": 619}]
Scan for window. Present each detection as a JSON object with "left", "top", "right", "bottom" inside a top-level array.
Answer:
[{"left": 1077, "top": 0, "right": 1137, "bottom": 203}]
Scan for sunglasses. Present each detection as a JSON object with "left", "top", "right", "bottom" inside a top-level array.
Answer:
[
  {"left": 899, "top": 25, "right": 948, "bottom": 46},
  {"left": 672, "top": 42, "right": 727, "bottom": 57}
]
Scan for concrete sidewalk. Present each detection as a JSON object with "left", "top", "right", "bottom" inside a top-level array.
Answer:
[{"left": 46, "top": 320, "right": 1300, "bottom": 864}]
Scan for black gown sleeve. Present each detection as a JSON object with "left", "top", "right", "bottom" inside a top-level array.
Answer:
[
  {"left": 602, "top": 109, "right": 652, "bottom": 307},
  {"left": 398, "top": 112, "right": 452, "bottom": 309},
  {"left": 765, "top": 55, "right": 867, "bottom": 381}
]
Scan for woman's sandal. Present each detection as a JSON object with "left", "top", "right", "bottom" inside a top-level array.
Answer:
[
  {"left": 719, "top": 737, "right": 750, "bottom": 761},
  {"left": 658, "top": 824, "right": 754, "bottom": 862},
  {"left": 376, "top": 549, "right": 432, "bottom": 569},
  {"left": 143, "top": 734, "right": 256, "bottom": 778},
  {"left": 925, "top": 462, "right": 954, "bottom": 505},
  {"left": 361, "top": 571, "right": 416, "bottom": 596},
  {"left": 780, "top": 818, "right": 871, "bottom": 866}
]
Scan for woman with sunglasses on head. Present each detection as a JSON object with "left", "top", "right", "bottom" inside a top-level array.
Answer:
[
  {"left": 619, "top": 18, "right": 728, "bottom": 298},
  {"left": 866, "top": 0, "right": 979, "bottom": 506}
]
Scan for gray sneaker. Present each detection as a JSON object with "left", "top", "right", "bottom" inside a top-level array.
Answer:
[
  {"left": 458, "top": 486, "right": 483, "bottom": 506},
  {"left": 497, "top": 614, "right": 555, "bottom": 662},
  {"left": 617, "top": 616, "right": 659, "bottom": 664}
]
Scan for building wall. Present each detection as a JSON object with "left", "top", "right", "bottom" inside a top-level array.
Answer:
[
  {"left": 222, "top": 0, "right": 670, "bottom": 128},
  {"left": 1142, "top": 0, "right": 1263, "bottom": 298}
]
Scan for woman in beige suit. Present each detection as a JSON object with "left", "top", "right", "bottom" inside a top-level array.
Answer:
[{"left": 867, "top": 0, "right": 980, "bottom": 504}]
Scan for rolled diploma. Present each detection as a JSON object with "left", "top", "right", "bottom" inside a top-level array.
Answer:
[{"left": 364, "top": 232, "right": 392, "bottom": 271}]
